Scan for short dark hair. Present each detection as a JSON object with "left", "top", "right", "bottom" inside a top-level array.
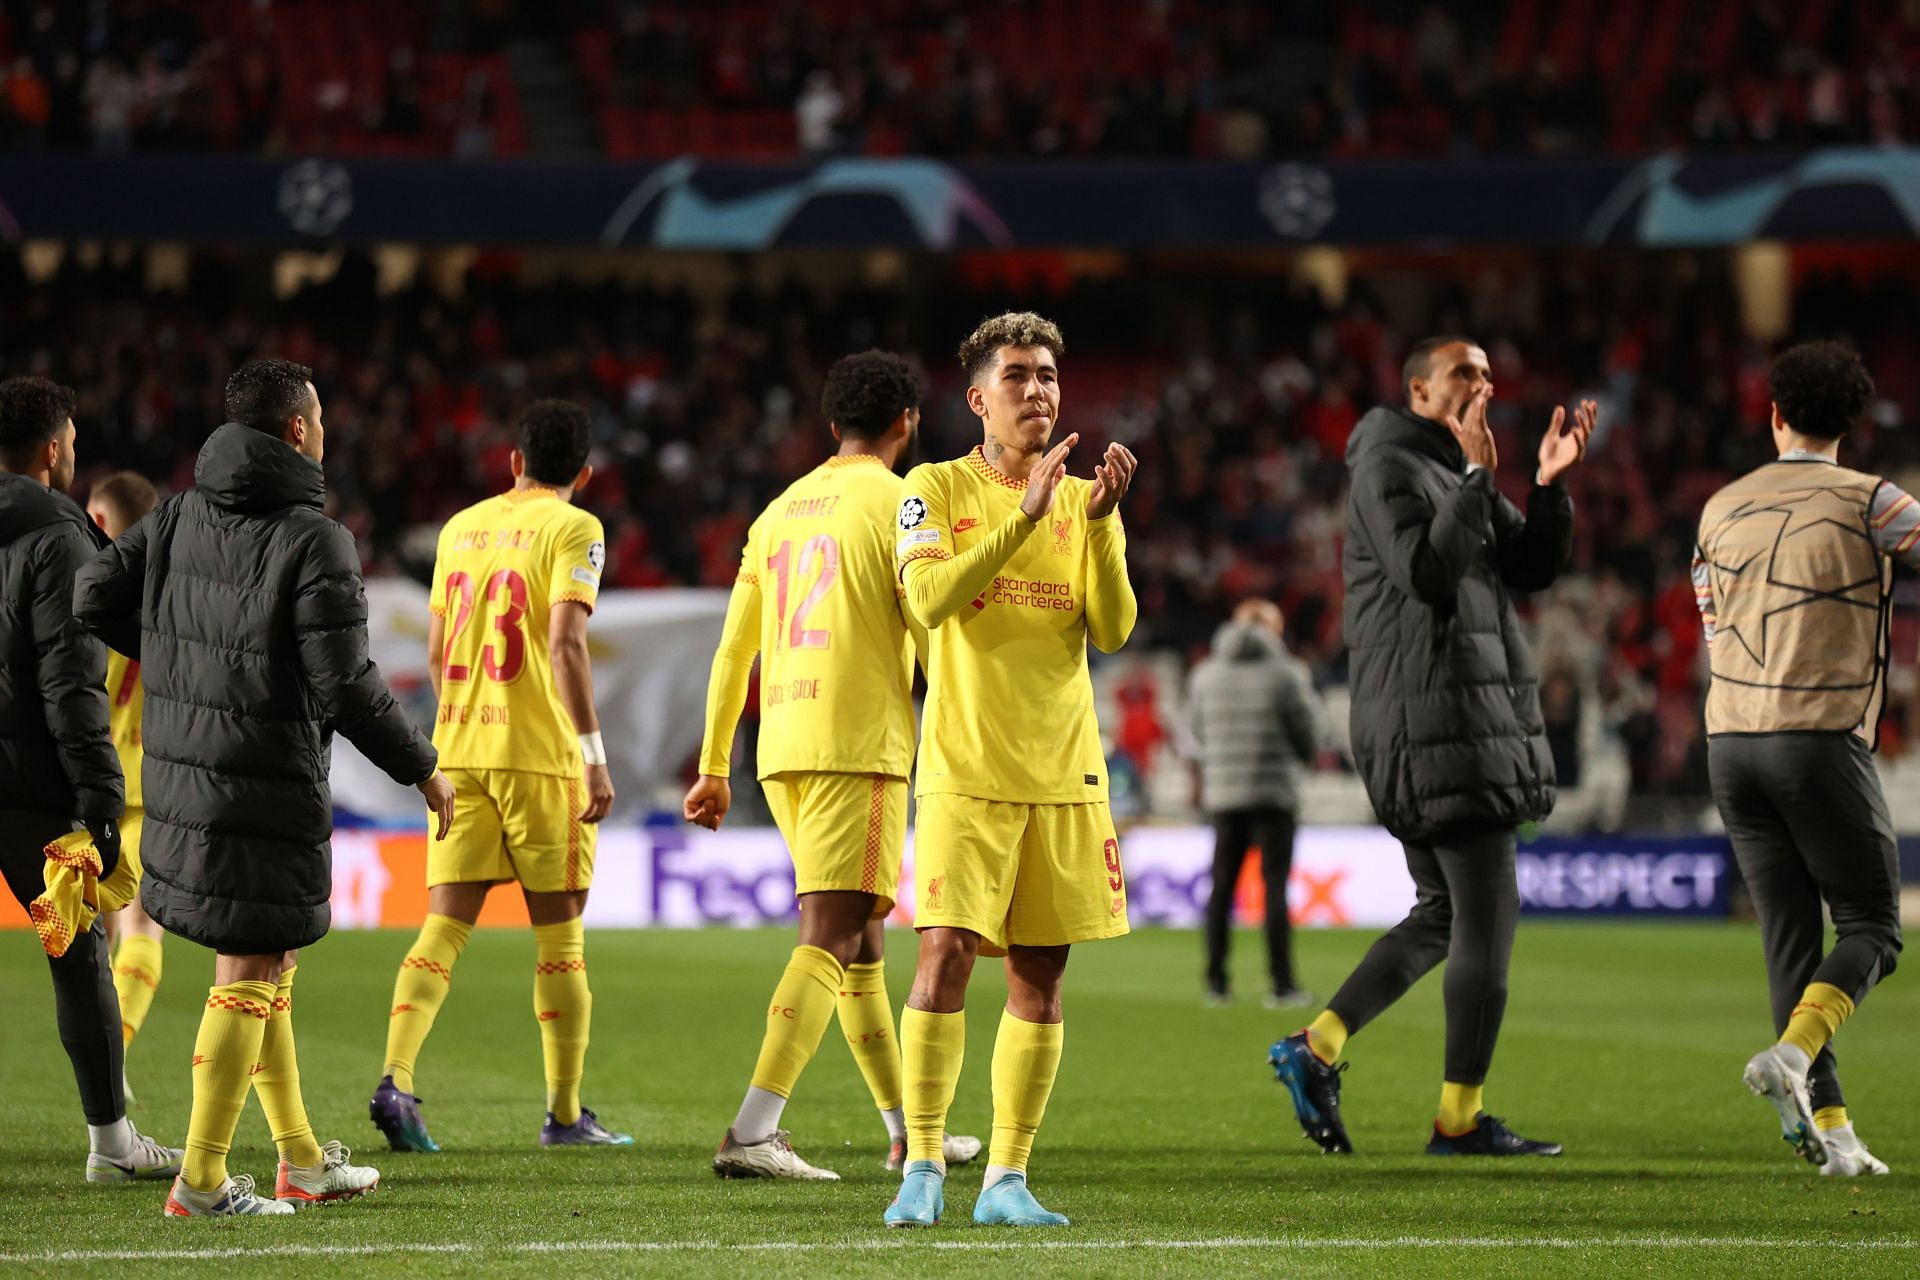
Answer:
[
  {"left": 1769, "top": 341, "right": 1875, "bottom": 441},
  {"left": 225, "top": 358, "right": 316, "bottom": 434},
  {"left": 1403, "top": 334, "right": 1477, "bottom": 393},
  {"left": 92, "top": 470, "right": 160, "bottom": 524},
  {"left": 0, "top": 376, "right": 76, "bottom": 470},
  {"left": 821, "top": 351, "right": 920, "bottom": 440},
  {"left": 519, "top": 399, "right": 592, "bottom": 485},
  {"left": 957, "top": 312, "right": 1065, "bottom": 383}
]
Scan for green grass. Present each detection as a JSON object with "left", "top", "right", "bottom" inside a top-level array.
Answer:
[{"left": 1, "top": 922, "right": 1915, "bottom": 1278}]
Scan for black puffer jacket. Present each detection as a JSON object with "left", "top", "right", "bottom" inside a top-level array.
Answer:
[
  {"left": 0, "top": 471, "right": 121, "bottom": 823},
  {"left": 73, "top": 425, "right": 435, "bottom": 953},
  {"left": 1343, "top": 406, "right": 1573, "bottom": 840}
]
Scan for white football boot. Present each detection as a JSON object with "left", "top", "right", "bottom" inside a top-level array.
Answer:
[
  {"left": 713, "top": 1128, "right": 840, "bottom": 1180},
  {"left": 85, "top": 1124, "right": 182, "bottom": 1184},
  {"left": 165, "top": 1173, "right": 295, "bottom": 1217},
  {"left": 1819, "top": 1124, "right": 1890, "bottom": 1177},
  {"left": 276, "top": 1140, "right": 381, "bottom": 1205},
  {"left": 1742, "top": 1044, "right": 1827, "bottom": 1167}
]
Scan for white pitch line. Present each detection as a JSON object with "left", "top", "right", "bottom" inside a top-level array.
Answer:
[{"left": 6, "top": 1236, "right": 1916, "bottom": 1263}]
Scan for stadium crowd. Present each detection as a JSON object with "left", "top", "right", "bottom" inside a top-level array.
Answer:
[
  {"left": 1, "top": 0, "right": 1916, "bottom": 159},
  {"left": 10, "top": 244, "right": 1919, "bottom": 814}
]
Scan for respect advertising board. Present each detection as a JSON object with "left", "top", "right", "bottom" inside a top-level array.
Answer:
[{"left": 1514, "top": 834, "right": 1733, "bottom": 917}]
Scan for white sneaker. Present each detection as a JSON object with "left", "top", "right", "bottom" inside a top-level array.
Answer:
[
  {"left": 1742, "top": 1045, "right": 1827, "bottom": 1167},
  {"left": 1820, "top": 1125, "right": 1891, "bottom": 1177},
  {"left": 275, "top": 1140, "right": 381, "bottom": 1205},
  {"left": 165, "top": 1173, "right": 295, "bottom": 1217},
  {"left": 885, "top": 1132, "right": 983, "bottom": 1172},
  {"left": 86, "top": 1126, "right": 183, "bottom": 1184},
  {"left": 713, "top": 1128, "right": 840, "bottom": 1180},
  {"left": 1264, "top": 988, "right": 1316, "bottom": 1010}
]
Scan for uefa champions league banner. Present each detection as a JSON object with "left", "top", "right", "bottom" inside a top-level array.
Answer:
[
  {"left": 5, "top": 150, "right": 1920, "bottom": 248},
  {"left": 328, "top": 580, "right": 729, "bottom": 823}
]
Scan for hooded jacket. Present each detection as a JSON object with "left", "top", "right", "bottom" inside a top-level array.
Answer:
[
  {"left": 1186, "top": 619, "right": 1322, "bottom": 814},
  {"left": 1342, "top": 406, "right": 1573, "bottom": 840},
  {"left": 73, "top": 424, "right": 435, "bottom": 953},
  {"left": 0, "top": 470, "right": 121, "bottom": 823}
]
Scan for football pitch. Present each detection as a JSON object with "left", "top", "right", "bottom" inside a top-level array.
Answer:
[{"left": 1, "top": 922, "right": 1915, "bottom": 1278}]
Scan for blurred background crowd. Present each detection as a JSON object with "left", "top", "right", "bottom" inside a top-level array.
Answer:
[
  {"left": 11, "top": 238, "right": 1920, "bottom": 825},
  {"left": 2, "top": 0, "right": 1917, "bottom": 160}
]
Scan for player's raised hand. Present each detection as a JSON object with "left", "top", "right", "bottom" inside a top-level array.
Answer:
[
  {"left": 683, "top": 774, "right": 732, "bottom": 831},
  {"left": 1444, "top": 385, "right": 1497, "bottom": 471},
  {"left": 419, "top": 770, "right": 456, "bottom": 841},
  {"left": 581, "top": 763, "right": 615, "bottom": 824},
  {"left": 1018, "top": 432, "right": 1078, "bottom": 522},
  {"left": 1086, "top": 442, "right": 1137, "bottom": 519},
  {"left": 1538, "top": 398, "right": 1598, "bottom": 485}
]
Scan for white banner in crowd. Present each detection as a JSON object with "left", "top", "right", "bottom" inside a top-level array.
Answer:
[
  {"left": 329, "top": 823, "right": 1419, "bottom": 930},
  {"left": 330, "top": 581, "right": 729, "bottom": 821}
]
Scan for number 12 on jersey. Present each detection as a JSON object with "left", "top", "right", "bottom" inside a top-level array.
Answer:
[{"left": 768, "top": 535, "right": 837, "bottom": 650}]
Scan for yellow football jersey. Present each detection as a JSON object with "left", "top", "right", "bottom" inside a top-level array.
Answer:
[
  {"left": 105, "top": 649, "right": 143, "bottom": 810},
  {"left": 428, "top": 487, "right": 605, "bottom": 777},
  {"left": 898, "top": 446, "right": 1136, "bottom": 803},
  {"left": 698, "top": 454, "right": 915, "bottom": 780}
]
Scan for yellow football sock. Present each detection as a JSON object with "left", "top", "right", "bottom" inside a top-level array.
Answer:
[
  {"left": 182, "top": 979, "right": 275, "bottom": 1191},
  {"left": 1307, "top": 1009, "right": 1349, "bottom": 1064},
  {"left": 112, "top": 933, "right": 163, "bottom": 1045},
  {"left": 987, "top": 1010, "right": 1064, "bottom": 1176},
  {"left": 902, "top": 1007, "right": 966, "bottom": 1167},
  {"left": 1437, "top": 1081, "right": 1485, "bottom": 1136},
  {"left": 532, "top": 918, "right": 591, "bottom": 1126},
  {"left": 1814, "top": 1106, "right": 1850, "bottom": 1132},
  {"left": 749, "top": 945, "right": 845, "bottom": 1097},
  {"left": 253, "top": 966, "right": 323, "bottom": 1168},
  {"left": 383, "top": 913, "right": 471, "bottom": 1095},
  {"left": 838, "top": 960, "right": 903, "bottom": 1112},
  {"left": 1781, "top": 982, "right": 1855, "bottom": 1063}
]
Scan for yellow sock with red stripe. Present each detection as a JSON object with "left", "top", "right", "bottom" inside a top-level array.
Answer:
[
  {"left": 112, "top": 933, "right": 163, "bottom": 1045},
  {"left": 383, "top": 913, "right": 471, "bottom": 1095},
  {"left": 1781, "top": 982, "right": 1855, "bottom": 1062},
  {"left": 1306, "top": 1009, "right": 1349, "bottom": 1065},
  {"left": 902, "top": 1007, "right": 965, "bottom": 1168},
  {"left": 533, "top": 918, "right": 591, "bottom": 1125},
  {"left": 837, "top": 960, "right": 904, "bottom": 1115},
  {"left": 181, "top": 980, "right": 275, "bottom": 1192},
  {"left": 1437, "top": 1081, "right": 1484, "bottom": 1136},
  {"left": 253, "top": 966, "right": 324, "bottom": 1168},
  {"left": 985, "top": 1010, "right": 1063, "bottom": 1181}
]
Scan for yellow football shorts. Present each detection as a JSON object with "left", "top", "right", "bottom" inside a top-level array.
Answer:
[
  {"left": 428, "top": 767, "right": 596, "bottom": 893},
  {"left": 911, "top": 793, "right": 1130, "bottom": 953},
  {"left": 761, "top": 771, "right": 906, "bottom": 917}
]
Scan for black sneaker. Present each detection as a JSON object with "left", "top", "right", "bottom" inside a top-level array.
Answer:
[
  {"left": 1268, "top": 1031, "right": 1353, "bottom": 1153},
  {"left": 1426, "top": 1112, "right": 1562, "bottom": 1157}
]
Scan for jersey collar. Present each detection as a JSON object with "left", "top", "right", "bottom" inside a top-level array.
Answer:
[
  {"left": 503, "top": 485, "right": 561, "bottom": 503},
  {"left": 965, "top": 446, "right": 1028, "bottom": 490},
  {"left": 822, "top": 454, "right": 888, "bottom": 469}
]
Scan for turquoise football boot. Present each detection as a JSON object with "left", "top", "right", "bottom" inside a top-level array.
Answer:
[
  {"left": 883, "top": 1159, "right": 945, "bottom": 1228},
  {"left": 972, "top": 1172, "right": 1069, "bottom": 1226}
]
